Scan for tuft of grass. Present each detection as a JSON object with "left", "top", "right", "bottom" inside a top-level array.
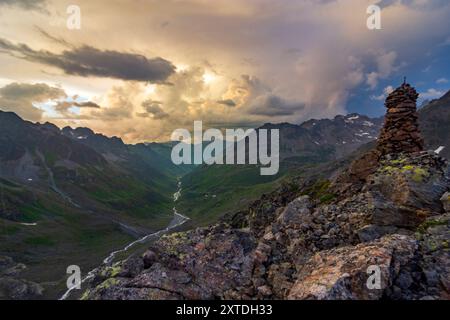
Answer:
[
  {"left": 301, "top": 179, "right": 336, "bottom": 203},
  {"left": 44, "top": 151, "right": 58, "bottom": 167},
  {"left": 319, "top": 193, "right": 336, "bottom": 204},
  {"left": 97, "top": 278, "right": 118, "bottom": 290},
  {"left": 417, "top": 218, "right": 448, "bottom": 234},
  {"left": 411, "top": 167, "right": 429, "bottom": 183}
]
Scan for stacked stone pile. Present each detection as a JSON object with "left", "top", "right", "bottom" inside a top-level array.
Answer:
[
  {"left": 376, "top": 82, "right": 424, "bottom": 155},
  {"left": 333, "top": 82, "right": 426, "bottom": 187}
]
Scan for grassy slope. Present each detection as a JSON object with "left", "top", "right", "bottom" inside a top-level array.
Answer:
[
  {"left": 0, "top": 152, "right": 182, "bottom": 299},
  {"left": 0, "top": 190, "right": 138, "bottom": 299}
]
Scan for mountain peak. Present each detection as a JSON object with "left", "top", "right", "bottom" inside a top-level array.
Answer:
[
  {"left": 441, "top": 89, "right": 450, "bottom": 101},
  {"left": 0, "top": 110, "right": 23, "bottom": 123}
]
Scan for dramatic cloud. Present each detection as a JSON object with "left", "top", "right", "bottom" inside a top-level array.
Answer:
[
  {"left": 216, "top": 99, "right": 236, "bottom": 107},
  {"left": 54, "top": 100, "right": 101, "bottom": 118},
  {"left": 1, "top": 0, "right": 450, "bottom": 142},
  {"left": 0, "top": 39, "right": 176, "bottom": 83},
  {"left": 0, "top": 82, "right": 65, "bottom": 100},
  {"left": 0, "top": 82, "right": 66, "bottom": 121},
  {"left": 366, "top": 51, "right": 398, "bottom": 89},
  {"left": 371, "top": 85, "right": 395, "bottom": 101},
  {"left": 73, "top": 101, "right": 101, "bottom": 108},
  {"left": 0, "top": 82, "right": 101, "bottom": 121},
  {"left": 139, "top": 99, "right": 169, "bottom": 119},
  {"left": 247, "top": 95, "right": 304, "bottom": 116},
  {"left": 88, "top": 84, "right": 139, "bottom": 120}
]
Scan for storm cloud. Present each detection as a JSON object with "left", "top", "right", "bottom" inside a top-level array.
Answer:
[
  {"left": 0, "top": 39, "right": 176, "bottom": 83},
  {"left": 1, "top": 0, "right": 450, "bottom": 142},
  {"left": 247, "top": 95, "right": 304, "bottom": 117},
  {"left": 139, "top": 99, "right": 169, "bottom": 119},
  {"left": 217, "top": 99, "right": 236, "bottom": 107},
  {"left": 54, "top": 100, "right": 101, "bottom": 114}
]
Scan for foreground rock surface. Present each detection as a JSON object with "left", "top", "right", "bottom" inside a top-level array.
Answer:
[
  {"left": 81, "top": 151, "right": 449, "bottom": 300},
  {"left": 82, "top": 82, "right": 449, "bottom": 300},
  {"left": 287, "top": 234, "right": 417, "bottom": 300}
]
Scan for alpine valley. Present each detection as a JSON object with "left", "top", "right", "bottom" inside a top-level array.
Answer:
[{"left": 0, "top": 87, "right": 449, "bottom": 299}]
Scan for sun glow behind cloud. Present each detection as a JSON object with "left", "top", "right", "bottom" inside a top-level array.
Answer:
[{"left": 202, "top": 72, "right": 217, "bottom": 85}]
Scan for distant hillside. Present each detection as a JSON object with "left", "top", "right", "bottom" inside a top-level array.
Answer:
[
  {"left": 419, "top": 89, "right": 450, "bottom": 159},
  {"left": 179, "top": 113, "right": 384, "bottom": 225},
  {"left": 0, "top": 110, "right": 191, "bottom": 299},
  {"left": 0, "top": 111, "right": 191, "bottom": 222}
]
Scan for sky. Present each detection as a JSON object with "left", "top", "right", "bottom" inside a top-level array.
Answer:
[{"left": 0, "top": 0, "right": 449, "bottom": 143}]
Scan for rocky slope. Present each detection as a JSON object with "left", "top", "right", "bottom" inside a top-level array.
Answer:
[
  {"left": 0, "top": 111, "right": 189, "bottom": 222},
  {"left": 177, "top": 88, "right": 450, "bottom": 226},
  {"left": 419, "top": 89, "right": 450, "bottom": 159},
  {"left": 0, "top": 256, "right": 43, "bottom": 299},
  {"left": 82, "top": 83, "right": 450, "bottom": 300}
]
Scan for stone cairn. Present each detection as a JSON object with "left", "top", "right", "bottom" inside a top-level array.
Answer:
[
  {"left": 376, "top": 81, "right": 424, "bottom": 155},
  {"left": 333, "top": 81, "right": 425, "bottom": 189}
]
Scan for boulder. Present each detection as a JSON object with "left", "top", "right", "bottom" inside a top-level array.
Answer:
[
  {"left": 357, "top": 224, "right": 398, "bottom": 242},
  {"left": 276, "top": 195, "right": 312, "bottom": 227},
  {"left": 287, "top": 234, "right": 417, "bottom": 300},
  {"left": 0, "top": 256, "right": 43, "bottom": 300},
  {"left": 142, "top": 250, "right": 157, "bottom": 269},
  {"left": 365, "top": 153, "right": 448, "bottom": 228}
]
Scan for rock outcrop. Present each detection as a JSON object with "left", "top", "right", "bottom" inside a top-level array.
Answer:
[
  {"left": 287, "top": 234, "right": 417, "bottom": 300},
  {"left": 0, "top": 256, "right": 43, "bottom": 300},
  {"left": 82, "top": 149, "right": 449, "bottom": 300},
  {"left": 81, "top": 82, "right": 449, "bottom": 300}
]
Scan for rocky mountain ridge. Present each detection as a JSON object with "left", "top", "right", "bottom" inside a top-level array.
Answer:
[
  {"left": 178, "top": 88, "right": 450, "bottom": 225},
  {"left": 82, "top": 83, "right": 450, "bottom": 300},
  {"left": 1, "top": 85, "right": 449, "bottom": 300}
]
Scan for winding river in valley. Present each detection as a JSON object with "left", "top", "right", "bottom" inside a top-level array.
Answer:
[{"left": 60, "top": 181, "right": 189, "bottom": 300}]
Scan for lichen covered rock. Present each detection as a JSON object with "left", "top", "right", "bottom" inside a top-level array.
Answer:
[
  {"left": 287, "top": 234, "right": 417, "bottom": 300},
  {"left": 365, "top": 152, "right": 448, "bottom": 229}
]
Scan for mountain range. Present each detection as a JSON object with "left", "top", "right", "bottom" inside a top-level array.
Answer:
[{"left": 179, "top": 91, "right": 450, "bottom": 225}]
